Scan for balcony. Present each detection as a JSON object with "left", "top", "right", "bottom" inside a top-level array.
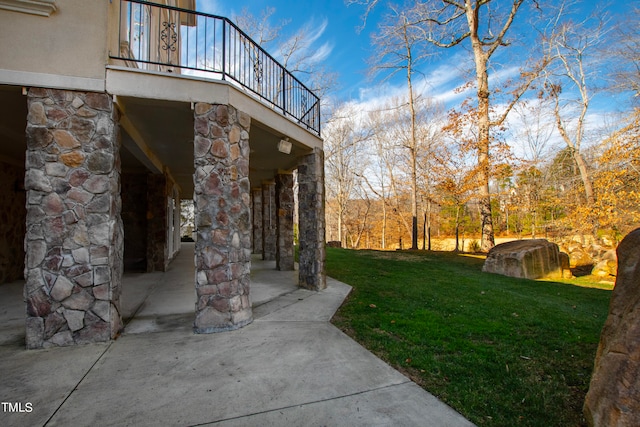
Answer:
[{"left": 110, "top": 0, "right": 320, "bottom": 136}]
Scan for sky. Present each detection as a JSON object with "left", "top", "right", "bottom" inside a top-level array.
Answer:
[
  {"left": 192, "top": 0, "right": 633, "bottom": 153},
  {"left": 193, "top": 0, "right": 379, "bottom": 100},
  {"left": 193, "top": 1, "right": 629, "bottom": 95}
]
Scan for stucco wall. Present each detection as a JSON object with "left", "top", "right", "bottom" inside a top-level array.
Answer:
[
  {"left": 0, "top": 160, "right": 26, "bottom": 284},
  {"left": 0, "top": 0, "right": 109, "bottom": 90}
]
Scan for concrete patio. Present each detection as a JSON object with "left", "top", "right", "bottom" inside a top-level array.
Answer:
[{"left": 0, "top": 243, "right": 474, "bottom": 426}]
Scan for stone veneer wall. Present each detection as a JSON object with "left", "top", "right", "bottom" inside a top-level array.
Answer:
[
  {"left": 275, "top": 173, "right": 295, "bottom": 271},
  {"left": 24, "top": 88, "right": 123, "bottom": 348},
  {"left": 251, "top": 188, "right": 263, "bottom": 254},
  {"left": 193, "top": 103, "right": 252, "bottom": 333},
  {"left": 262, "top": 181, "right": 276, "bottom": 261},
  {"left": 0, "top": 161, "right": 26, "bottom": 284},
  {"left": 298, "top": 148, "right": 326, "bottom": 290}
]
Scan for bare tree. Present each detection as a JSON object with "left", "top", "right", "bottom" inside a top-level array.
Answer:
[
  {"left": 362, "top": 105, "right": 411, "bottom": 249},
  {"left": 508, "top": 101, "right": 555, "bottom": 237},
  {"left": 417, "top": 0, "right": 542, "bottom": 251},
  {"left": 433, "top": 136, "right": 476, "bottom": 252},
  {"left": 608, "top": 7, "right": 640, "bottom": 104},
  {"left": 369, "top": 5, "right": 429, "bottom": 249},
  {"left": 415, "top": 97, "right": 445, "bottom": 250},
  {"left": 344, "top": 185, "right": 373, "bottom": 248},
  {"left": 350, "top": 0, "right": 544, "bottom": 251},
  {"left": 323, "top": 102, "right": 371, "bottom": 246},
  {"left": 234, "top": 7, "right": 287, "bottom": 46},
  {"left": 234, "top": 8, "right": 338, "bottom": 98},
  {"left": 541, "top": 6, "right": 610, "bottom": 208},
  {"left": 512, "top": 100, "right": 556, "bottom": 164}
]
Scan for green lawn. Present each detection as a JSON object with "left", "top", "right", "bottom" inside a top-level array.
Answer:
[{"left": 327, "top": 248, "right": 612, "bottom": 427}]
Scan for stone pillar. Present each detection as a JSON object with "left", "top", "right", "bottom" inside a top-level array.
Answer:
[
  {"left": 24, "top": 88, "right": 123, "bottom": 348},
  {"left": 262, "top": 180, "right": 276, "bottom": 261},
  {"left": 275, "top": 172, "right": 295, "bottom": 271},
  {"left": 251, "top": 188, "right": 263, "bottom": 254},
  {"left": 297, "top": 148, "right": 326, "bottom": 290},
  {"left": 146, "top": 173, "right": 168, "bottom": 272},
  {"left": 193, "top": 103, "right": 252, "bottom": 333}
]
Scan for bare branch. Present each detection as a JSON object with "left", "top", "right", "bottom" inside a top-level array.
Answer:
[{"left": 485, "top": 0, "right": 524, "bottom": 56}]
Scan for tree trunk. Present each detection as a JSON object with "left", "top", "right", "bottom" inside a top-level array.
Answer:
[
  {"left": 422, "top": 211, "right": 426, "bottom": 250},
  {"left": 573, "top": 149, "right": 595, "bottom": 205},
  {"left": 427, "top": 200, "right": 432, "bottom": 251},
  {"left": 473, "top": 49, "right": 495, "bottom": 252},
  {"left": 553, "top": 100, "right": 596, "bottom": 207},
  {"left": 337, "top": 197, "right": 344, "bottom": 247},
  {"left": 381, "top": 200, "right": 387, "bottom": 249},
  {"left": 454, "top": 205, "right": 461, "bottom": 252},
  {"left": 408, "top": 57, "right": 419, "bottom": 250}
]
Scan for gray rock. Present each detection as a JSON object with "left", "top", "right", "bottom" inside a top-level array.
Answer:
[
  {"left": 62, "top": 308, "right": 85, "bottom": 331},
  {"left": 61, "top": 289, "right": 94, "bottom": 311},
  {"left": 50, "top": 275, "right": 74, "bottom": 301}
]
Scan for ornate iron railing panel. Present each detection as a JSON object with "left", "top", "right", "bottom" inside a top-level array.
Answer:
[{"left": 112, "top": 0, "right": 320, "bottom": 135}]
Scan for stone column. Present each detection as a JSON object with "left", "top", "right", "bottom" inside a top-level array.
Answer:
[
  {"left": 24, "top": 88, "right": 123, "bottom": 348},
  {"left": 262, "top": 180, "right": 277, "bottom": 261},
  {"left": 276, "top": 172, "right": 295, "bottom": 271},
  {"left": 297, "top": 148, "right": 326, "bottom": 290},
  {"left": 193, "top": 103, "right": 252, "bottom": 333},
  {"left": 251, "top": 188, "right": 263, "bottom": 254},
  {"left": 146, "top": 173, "right": 168, "bottom": 272}
]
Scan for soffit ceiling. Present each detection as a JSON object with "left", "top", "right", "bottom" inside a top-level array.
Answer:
[
  {"left": 0, "top": 86, "right": 312, "bottom": 199},
  {"left": 117, "top": 95, "right": 310, "bottom": 196}
]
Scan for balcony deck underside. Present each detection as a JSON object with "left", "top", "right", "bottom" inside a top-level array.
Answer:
[{"left": 110, "top": 67, "right": 322, "bottom": 195}]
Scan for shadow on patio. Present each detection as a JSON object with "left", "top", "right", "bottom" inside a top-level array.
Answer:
[{"left": 0, "top": 243, "right": 474, "bottom": 427}]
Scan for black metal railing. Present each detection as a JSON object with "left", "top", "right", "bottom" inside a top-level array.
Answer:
[{"left": 111, "top": 0, "right": 320, "bottom": 135}]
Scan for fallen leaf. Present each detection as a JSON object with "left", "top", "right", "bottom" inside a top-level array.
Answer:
[{"left": 369, "top": 304, "right": 377, "bottom": 308}]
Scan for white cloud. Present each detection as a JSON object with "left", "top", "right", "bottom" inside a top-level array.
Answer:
[
  {"left": 275, "top": 17, "right": 334, "bottom": 65},
  {"left": 348, "top": 54, "right": 472, "bottom": 114},
  {"left": 310, "top": 41, "right": 335, "bottom": 64},
  {"left": 349, "top": 52, "right": 527, "bottom": 116},
  {"left": 306, "top": 17, "right": 329, "bottom": 45}
]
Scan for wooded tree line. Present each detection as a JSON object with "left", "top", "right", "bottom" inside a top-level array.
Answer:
[{"left": 323, "top": 0, "right": 639, "bottom": 251}]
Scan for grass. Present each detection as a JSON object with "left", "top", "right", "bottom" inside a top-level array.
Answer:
[{"left": 327, "top": 248, "right": 612, "bottom": 427}]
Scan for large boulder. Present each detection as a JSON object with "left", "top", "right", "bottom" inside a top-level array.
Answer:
[
  {"left": 569, "top": 248, "right": 594, "bottom": 268},
  {"left": 482, "top": 239, "right": 562, "bottom": 280},
  {"left": 559, "top": 251, "right": 573, "bottom": 279},
  {"left": 584, "top": 228, "right": 640, "bottom": 426},
  {"left": 592, "top": 259, "right": 617, "bottom": 279}
]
